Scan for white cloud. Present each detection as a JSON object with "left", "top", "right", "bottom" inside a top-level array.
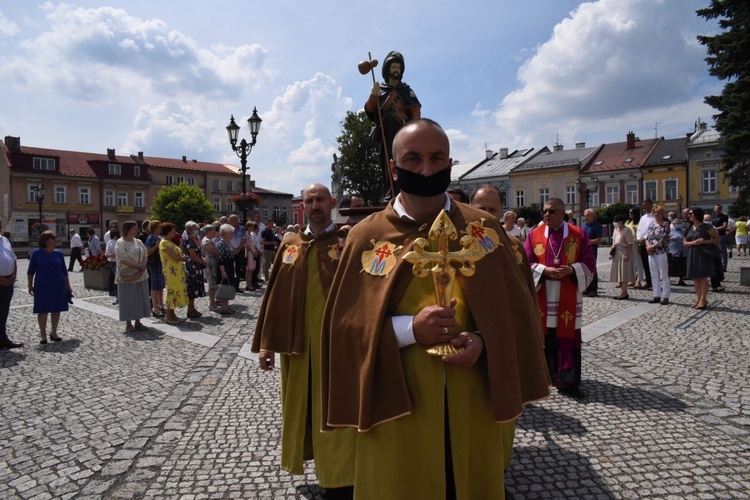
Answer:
[
  {"left": 494, "top": 0, "right": 710, "bottom": 148},
  {"left": 0, "top": 10, "right": 20, "bottom": 37},
  {"left": 122, "top": 99, "right": 223, "bottom": 159},
  {"left": 1, "top": 3, "right": 274, "bottom": 100}
]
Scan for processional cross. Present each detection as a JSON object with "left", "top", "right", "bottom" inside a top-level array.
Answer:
[{"left": 402, "top": 210, "right": 489, "bottom": 356}]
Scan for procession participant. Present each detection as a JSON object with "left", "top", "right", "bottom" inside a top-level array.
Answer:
[
  {"left": 365, "top": 50, "right": 421, "bottom": 201},
  {"left": 252, "top": 184, "right": 355, "bottom": 500},
  {"left": 321, "top": 119, "right": 549, "bottom": 499},
  {"left": 582, "top": 208, "right": 603, "bottom": 297},
  {"left": 524, "top": 197, "right": 596, "bottom": 399}
]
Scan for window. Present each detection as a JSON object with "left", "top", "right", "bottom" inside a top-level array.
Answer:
[
  {"left": 108, "top": 164, "right": 121, "bottom": 175},
  {"left": 565, "top": 186, "right": 576, "bottom": 205},
  {"left": 282, "top": 206, "right": 288, "bottom": 221},
  {"left": 54, "top": 186, "right": 66, "bottom": 204},
  {"left": 590, "top": 190, "right": 599, "bottom": 207},
  {"left": 662, "top": 154, "right": 673, "bottom": 160},
  {"left": 539, "top": 188, "right": 550, "bottom": 206},
  {"left": 515, "top": 190, "right": 525, "bottom": 208},
  {"left": 33, "top": 157, "right": 55, "bottom": 170},
  {"left": 166, "top": 175, "right": 174, "bottom": 186},
  {"left": 293, "top": 211, "right": 299, "bottom": 224},
  {"left": 188, "top": 177, "right": 196, "bottom": 185},
  {"left": 79, "top": 187, "right": 91, "bottom": 205},
  {"left": 262, "top": 206, "right": 269, "bottom": 218},
  {"left": 27, "top": 185, "right": 37, "bottom": 203},
  {"left": 644, "top": 180, "right": 657, "bottom": 201},
  {"left": 213, "top": 179, "right": 220, "bottom": 191},
  {"left": 664, "top": 179, "right": 677, "bottom": 200},
  {"left": 624, "top": 157, "right": 633, "bottom": 163},
  {"left": 605, "top": 185, "right": 619, "bottom": 205},
  {"left": 226, "top": 180, "right": 233, "bottom": 192},
  {"left": 104, "top": 189, "right": 115, "bottom": 207},
  {"left": 273, "top": 205, "right": 280, "bottom": 221},
  {"left": 212, "top": 195, "right": 221, "bottom": 212},
  {"left": 626, "top": 184, "right": 639, "bottom": 205},
  {"left": 594, "top": 160, "right": 603, "bottom": 166},
  {"left": 176, "top": 176, "right": 185, "bottom": 184},
  {"left": 227, "top": 199, "right": 235, "bottom": 213},
  {"left": 134, "top": 165, "right": 141, "bottom": 177},
  {"left": 118, "top": 192, "right": 128, "bottom": 206},
  {"left": 134, "top": 191, "right": 144, "bottom": 208},
  {"left": 702, "top": 169, "right": 717, "bottom": 193}
]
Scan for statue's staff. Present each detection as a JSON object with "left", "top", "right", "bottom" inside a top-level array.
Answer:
[{"left": 358, "top": 53, "right": 396, "bottom": 200}]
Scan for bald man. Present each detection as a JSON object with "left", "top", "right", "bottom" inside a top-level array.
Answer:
[{"left": 251, "top": 183, "right": 355, "bottom": 499}]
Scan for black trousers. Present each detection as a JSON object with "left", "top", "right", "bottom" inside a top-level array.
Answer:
[
  {"left": 234, "top": 249, "right": 246, "bottom": 288},
  {"left": 251, "top": 256, "right": 262, "bottom": 287},
  {"left": 68, "top": 247, "right": 83, "bottom": 271},
  {"left": 639, "top": 243, "right": 652, "bottom": 288},
  {"left": 0, "top": 283, "right": 13, "bottom": 343}
]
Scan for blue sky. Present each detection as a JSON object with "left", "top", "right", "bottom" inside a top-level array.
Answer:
[{"left": 0, "top": 0, "right": 719, "bottom": 194}]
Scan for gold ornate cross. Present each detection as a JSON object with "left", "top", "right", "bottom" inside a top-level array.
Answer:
[{"left": 403, "top": 210, "right": 488, "bottom": 356}]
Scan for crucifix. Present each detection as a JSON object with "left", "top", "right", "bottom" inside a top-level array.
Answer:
[{"left": 402, "top": 210, "right": 488, "bottom": 356}]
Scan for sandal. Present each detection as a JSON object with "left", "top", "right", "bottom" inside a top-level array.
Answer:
[
  {"left": 712, "top": 287, "right": 725, "bottom": 292},
  {"left": 218, "top": 309, "right": 234, "bottom": 315},
  {"left": 135, "top": 322, "right": 148, "bottom": 330}
]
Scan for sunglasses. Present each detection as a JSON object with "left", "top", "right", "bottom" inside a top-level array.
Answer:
[{"left": 542, "top": 209, "right": 558, "bottom": 214}]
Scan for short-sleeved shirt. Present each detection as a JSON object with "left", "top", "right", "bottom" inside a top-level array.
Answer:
[
  {"left": 583, "top": 221, "right": 603, "bottom": 254},
  {"left": 0, "top": 235, "right": 17, "bottom": 276},
  {"left": 261, "top": 228, "right": 276, "bottom": 251},
  {"left": 712, "top": 213, "right": 729, "bottom": 236}
]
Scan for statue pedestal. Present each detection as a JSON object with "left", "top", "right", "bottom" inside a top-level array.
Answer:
[{"left": 334, "top": 206, "right": 384, "bottom": 227}]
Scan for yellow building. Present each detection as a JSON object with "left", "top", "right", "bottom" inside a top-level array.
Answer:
[
  {"left": 641, "top": 137, "right": 688, "bottom": 214},
  {"left": 686, "top": 125, "right": 738, "bottom": 210}
]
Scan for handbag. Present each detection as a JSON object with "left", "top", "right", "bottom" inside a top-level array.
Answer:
[
  {"left": 119, "top": 267, "right": 143, "bottom": 283},
  {"left": 215, "top": 279, "right": 236, "bottom": 301}
]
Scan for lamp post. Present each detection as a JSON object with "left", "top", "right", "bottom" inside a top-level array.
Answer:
[
  {"left": 226, "top": 107, "right": 262, "bottom": 223},
  {"left": 32, "top": 184, "right": 46, "bottom": 227}
]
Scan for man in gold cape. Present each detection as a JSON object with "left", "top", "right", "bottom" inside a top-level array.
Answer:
[
  {"left": 321, "top": 120, "right": 550, "bottom": 499},
  {"left": 251, "top": 184, "right": 355, "bottom": 499}
]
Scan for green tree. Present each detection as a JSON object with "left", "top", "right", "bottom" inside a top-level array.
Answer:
[
  {"left": 335, "top": 110, "right": 382, "bottom": 206},
  {"left": 515, "top": 206, "right": 543, "bottom": 227},
  {"left": 594, "top": 202, "right": 633, "bottom": 226},
  {"left": 151, "top": 183, "right": 215, "bottom": 231},
  {"left": 697, "top": 1, "right": 750, "bottom": 205}
]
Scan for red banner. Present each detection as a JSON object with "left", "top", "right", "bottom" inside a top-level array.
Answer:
[{"left": 66, "top": 213, "right": 100, "bottom": 226}]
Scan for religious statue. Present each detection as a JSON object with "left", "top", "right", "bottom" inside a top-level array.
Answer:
[{"left": 363, "top": 51, "right": 421, "bottom": 202}]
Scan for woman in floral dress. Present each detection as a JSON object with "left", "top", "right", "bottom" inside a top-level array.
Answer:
[
  {"left": 159, "top": 222, "right": 188, "bottom": 323},
  {"left": 182, "top": 221, "right": 206, "bottom": 318}
]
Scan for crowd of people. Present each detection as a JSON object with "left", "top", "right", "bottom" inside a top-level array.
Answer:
[{"left": 0, "top": 118, "right": 747, "bottom": 499}]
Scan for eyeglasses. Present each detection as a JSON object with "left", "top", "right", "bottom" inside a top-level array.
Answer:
[{"left": 542, "top": 209, "right": 558, "bottom": 214}]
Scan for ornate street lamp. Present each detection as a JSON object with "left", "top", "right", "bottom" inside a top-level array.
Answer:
[
  {"left": 32, "top": 184, "right": 46, "bottom": 226},
  {"left": 226, "top": 107, "right": 262, "bottom": 223}
]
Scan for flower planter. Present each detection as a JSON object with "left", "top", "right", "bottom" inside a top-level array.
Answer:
[{"left": 83, "top": 267, "right": 111, "bottom": 290}]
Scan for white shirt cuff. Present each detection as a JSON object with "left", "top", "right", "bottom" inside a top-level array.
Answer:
[{"left": 391, "top": 315, "right": 417, "bottom": 348}]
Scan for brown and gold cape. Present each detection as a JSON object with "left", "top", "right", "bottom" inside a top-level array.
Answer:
[
  {"left": 321, "top": 200, "right": 550, "bottom": 431},
  {"left": 251, "top": 230, "right": 339, "bottom": 354}
]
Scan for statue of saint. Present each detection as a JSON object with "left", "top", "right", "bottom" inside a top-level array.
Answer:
[{"left": 364, "top": 51, "right": 421, "bottom": 201}]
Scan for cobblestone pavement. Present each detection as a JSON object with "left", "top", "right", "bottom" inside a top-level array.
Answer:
[{"left": 1, "top": 252, "right": 749, "bottom": 499}]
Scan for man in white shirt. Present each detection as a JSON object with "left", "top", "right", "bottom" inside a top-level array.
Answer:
[
  {"left": 86, "top": 228, "right": 102, "bottom": 257},
  {"left": 635, "top": 199, "right": 655, "bottom": 289},
  {"left": 0, "top": 218, "right": 23, "bottom": 349},
  {"left": 103, "top": 220, "right": 119, "bottom": 246},
  {"left": 68, "top": 229, "right": 84, "bottom": 271}
]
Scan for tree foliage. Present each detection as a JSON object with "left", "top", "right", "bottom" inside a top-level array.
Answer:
[
  {"left": 515, "top": 206, "right": 543, "bottom": 227},
  {"left": 697, "top": 1, "right": 750, "bottom": 205},
  {"left": 151, "top": 183, "right": 215, "bottom": 231},
  {"left": 594, "top": 202, "right": 633, "bottom": 226},
  {"left": 335, "top": 110, "right": 382, "bottom": 207}
]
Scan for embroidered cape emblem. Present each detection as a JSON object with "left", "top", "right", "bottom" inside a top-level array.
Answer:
[
  {"left": 361, "top": 240, "right": 402, "bottom": 277},
  {"left": 328, "top": 243, "right": 342, "bottom": 261},
  {"left": 564, "top": 239, "right": 579, "bottom": 264},
  {"left": 533, "top": 243, "right": 545, "bottom": 256},
  {"left": 460, "top": 219, "right": 501, "bottom": 255},
  {"left": 511, "top": 244, "right": 524, "bottom": 265},
  {"left": 282, "top": 244, "right": 301, "bottom": 265}
]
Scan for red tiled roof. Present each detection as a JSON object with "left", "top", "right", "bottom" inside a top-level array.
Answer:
[
  {"left": 2, "top": 143, "right": 237, "bottom": 177},
  {"left": 583, "top": 137, "right": 660, "bottom": 173}
]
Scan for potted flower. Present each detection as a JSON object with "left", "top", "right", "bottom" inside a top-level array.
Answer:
[
  {"left": 82, "top": 255, "right": 111, "bottom": 290},
  {"left": 230, "top": 192, "right": 263, "bottom": 211}
]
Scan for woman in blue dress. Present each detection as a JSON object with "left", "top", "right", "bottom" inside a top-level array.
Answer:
[{"left": 27, "top": 231, "right": 72, "bottom": 344}]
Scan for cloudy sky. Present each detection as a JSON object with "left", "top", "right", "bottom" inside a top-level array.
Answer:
[{"left": 0, "top": 0, "right": 720, "bottom": 194}]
